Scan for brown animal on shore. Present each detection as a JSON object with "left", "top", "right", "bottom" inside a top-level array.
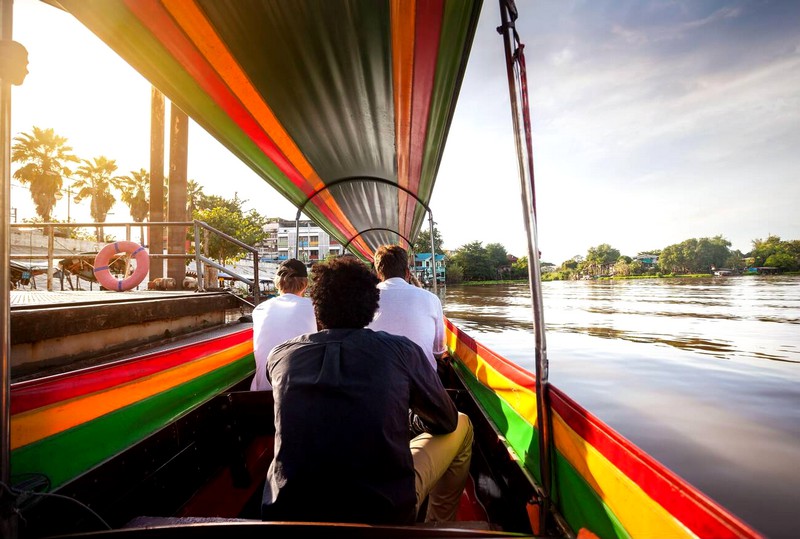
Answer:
[{"left": 147, "top": 277, "right": 177, "bottom": 290}]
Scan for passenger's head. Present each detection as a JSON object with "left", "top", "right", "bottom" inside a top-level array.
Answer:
[
  {"left": 309, "top": 256, "right": 380, "bottom": 329},
  {"left": 276, "top": 259, "right": 308, "bottom": 295},
  {"left": 373, "top": 244, "right": 409, "bottom": 281}
]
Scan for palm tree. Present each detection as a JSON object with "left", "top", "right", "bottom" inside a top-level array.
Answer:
[
  {"left": 72, "top": 156, "right": 123, "bottom": 241},
  {"left": 119, "top": 168, "right": 150, "bottom": 243},
  {"left": 187, "top": 179, "right": 205, "bottom": 218},
  {"left": 162, "top": 176, "right": 169, "bottom": 218},
  {"left": 11, "top": 126, "right": 79, "bottom": 221}
]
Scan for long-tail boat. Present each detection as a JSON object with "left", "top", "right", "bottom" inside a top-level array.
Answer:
[{"left": 1, "top": 1, "right": 763, "bottom": 538}]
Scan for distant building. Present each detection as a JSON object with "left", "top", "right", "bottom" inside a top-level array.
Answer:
[
  {"left": 256, "top": 219, "right": 342, "bottom": 262},
  {"left": 414, "top": 253, "right": 446, "bottom": 284},
  {"left": 540, "top": 262, "right": 556, "bottom": 274},
  {"left": 634, "top": 253, "right": 659, "bottom": 267}
]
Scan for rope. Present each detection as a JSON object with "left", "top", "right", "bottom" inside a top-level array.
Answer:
[{"left": 1, "top": 475, "right": 112, "bottom": 531}]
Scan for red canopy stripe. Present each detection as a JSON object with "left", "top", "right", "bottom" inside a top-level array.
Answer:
[
  {"left": 161, "top": 0, "right": 366, "bottom": 253},
  {"left": 125, "top": 0, "right": 372, "bottom": 258},
  {"left": 391, "top": 0, "right": 416, "bottom": 248},
  {"left": 402, "top": 0, "right": 444, "bottom": 239}
]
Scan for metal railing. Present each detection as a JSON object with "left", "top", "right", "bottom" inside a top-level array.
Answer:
[{"left": 9, "top": 220, "right": 261, "bottom": 305}]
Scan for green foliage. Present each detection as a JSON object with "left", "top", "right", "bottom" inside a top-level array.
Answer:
[
  {"left": 750, "top": 236, "right": 800, "bottom": 270},
  {"left": 195, "top": 205, "right": 269, "bottom": 264},
  {"left": 584, "top": 243, "right": 620, "bottom": 276},
  {"left": 12, "top": 126, "right": 79, "bottom": 221},
  {"left": 449, "top": 241, "right": 495, "bottom": 281},
  {"left": 413, "top": 226, "right": 444, "bottom": 254},
  {"left": 445, "top": 262, "right": 464, "bottom": 284},
  {"left": 659, "top": 236, "right": 731, "bottom": 274},
  {"left": 72, "top": 156, "right": 123, "bottom": 240},
  {"left": 485, "top": 243, "right": 509, "bottom": 269},
  {"left": 764, "top": 252, "right": 796, "bottom": 270},
  {"left": 118, "top": 168, "right": 150, "bottom": 222},
  {"left": 187, "top": 179, "right": 206, "bottom": 216},
  {"left": 560, "top": 258, "right": 579, "bottom": 271},
  {"left": 199, "top": 194, "right": 242, "bottom": 214},
  {"left": 447, "top": 241, "right": 523, "bottom": 282},
  {"left": 511, "top": 256, "right": 529, "bottom": 279}
]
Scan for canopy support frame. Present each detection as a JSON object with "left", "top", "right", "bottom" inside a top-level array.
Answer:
[{"left": 293, "top": 177, "right": 439, "bottom": 294}]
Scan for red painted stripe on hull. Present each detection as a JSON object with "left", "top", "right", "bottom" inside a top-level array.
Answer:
[{"left": 11, "top": 329, "right": 253, "bottom": 414}]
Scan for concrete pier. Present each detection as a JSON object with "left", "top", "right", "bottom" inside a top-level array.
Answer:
[{"left": 10, "top": 290, "right": 247, "bottom": 380}]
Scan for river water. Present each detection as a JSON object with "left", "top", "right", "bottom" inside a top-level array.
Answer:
[{"left": 442, "top": 276, "right": 800, "bottom": 539}]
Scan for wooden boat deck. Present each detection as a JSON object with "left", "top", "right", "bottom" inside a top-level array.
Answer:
[{"left": 10, "top": 289, "right": 210, "bottom": 308}]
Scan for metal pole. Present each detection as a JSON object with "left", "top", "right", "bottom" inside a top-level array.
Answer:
[
  {"left": 428, "top": 209, "right": 438, "bottom": 295},
  {"left": 498, "top": 0, "right": 553, "bottom": 532},
  {"left": 46, "top": 225, "right": 54, "bottom": 291},
  {"left": 194, "top": 221, "right": 204, "bottom": 291},
  {"left": 1, "top": 0, "right": 19, "bottom": 535},
  {"left": 252, "top": 254, "right": 260, "bottom": 306},
  {"left": 294, "top": 209, "right": 301, "bottom": 259}
]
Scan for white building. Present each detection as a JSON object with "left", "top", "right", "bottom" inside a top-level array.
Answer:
[{"left": 257, "top": 219, "right": 343, "bottom": 262}]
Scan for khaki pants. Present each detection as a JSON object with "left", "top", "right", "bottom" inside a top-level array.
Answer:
[{"left": 410, "top": 412, "right": 474, "bottom": 522}]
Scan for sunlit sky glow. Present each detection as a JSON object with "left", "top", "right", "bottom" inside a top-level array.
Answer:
[{"left": 10, "top": 0, "right": 800, "bottom": 264}]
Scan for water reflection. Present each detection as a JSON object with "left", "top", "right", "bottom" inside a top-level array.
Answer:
[
  {"left": 443, "top": 277, "right": 800, "bottom": 365},
  {"left": 442, "top": 276, "right": 800, "bottom": 538}
]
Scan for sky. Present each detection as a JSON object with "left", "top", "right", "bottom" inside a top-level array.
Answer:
[{"left": 9, "top": 0, "right": 800, "bottom": 265}]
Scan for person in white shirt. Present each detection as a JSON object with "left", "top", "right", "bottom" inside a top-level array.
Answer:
[
  {"left": 250, "top": 258, "right": 317, "bottom": 390},
  {"left": 367, "top": 245, "right": 446, "bottom": 371}
]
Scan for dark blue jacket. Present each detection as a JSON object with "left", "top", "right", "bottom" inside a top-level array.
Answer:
[{"left": 261, "top": 328, "right": 457, "bottom": 524}]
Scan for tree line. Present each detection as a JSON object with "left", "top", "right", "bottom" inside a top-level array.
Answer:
[
  {"left": 413, "top": 228, "right": 800, "bottom": 284},
  {"left": 412, "top": 228, "right": 527, "bottom": 283},
  {"left": 546, "top": 235, "right": 800, "bottom": 280}
]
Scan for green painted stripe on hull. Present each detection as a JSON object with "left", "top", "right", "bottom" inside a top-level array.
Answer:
[
  {"left": 453, "top": 360, "right": 541, "bottom": 482},
  {"left": 553, "top": 454, "right": 630, "bottom": 539},
  {"left": 11, "top": 356, "right": 253, "bottom": 490},
  {"left": 453, "top": 360, "right": 628, "bottom": 539}
]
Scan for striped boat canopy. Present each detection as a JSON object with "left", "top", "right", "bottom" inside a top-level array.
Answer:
[{"left": 49, "top": 0, "right": 483, "bottom": 261}]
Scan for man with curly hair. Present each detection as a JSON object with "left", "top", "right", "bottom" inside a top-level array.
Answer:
[{"left": 261, "top": 256, "right": 473, "bottom": 525}]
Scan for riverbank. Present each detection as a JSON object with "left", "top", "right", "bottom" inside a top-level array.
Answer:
[{"left": 452, "top": 272, "right": 800, "bottom": 284}]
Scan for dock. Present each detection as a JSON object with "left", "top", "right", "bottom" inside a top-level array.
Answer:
[{"left": 10, "top": 289, "right": 250, "bottom": 381}]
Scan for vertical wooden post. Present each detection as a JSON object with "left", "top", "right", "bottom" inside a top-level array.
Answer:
[
  {"left": 168, "top": 104, "right": 188, "bottom": 288},
  {"left": 149, "top": 87, "right": 165, "bottom": 280}
]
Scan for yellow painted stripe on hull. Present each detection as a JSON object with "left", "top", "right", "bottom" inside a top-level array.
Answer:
[
  {"left": 447, "top": 327, "right": 539, "bottom": 426},
  {"left": 553, "top": 410, "right": 696, "bottom": 538},
  {"left": 447, "top": 324, "right": 694, "bottom": 538}
]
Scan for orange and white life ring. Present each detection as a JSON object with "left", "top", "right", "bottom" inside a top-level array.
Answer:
[{"left": 93, "top": 241, "right": 150, "bottom": 291}]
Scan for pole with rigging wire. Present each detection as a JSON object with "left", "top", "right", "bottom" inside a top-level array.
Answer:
[{"left": 497, "top": 0, "right": 555, "bottom": 534}]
